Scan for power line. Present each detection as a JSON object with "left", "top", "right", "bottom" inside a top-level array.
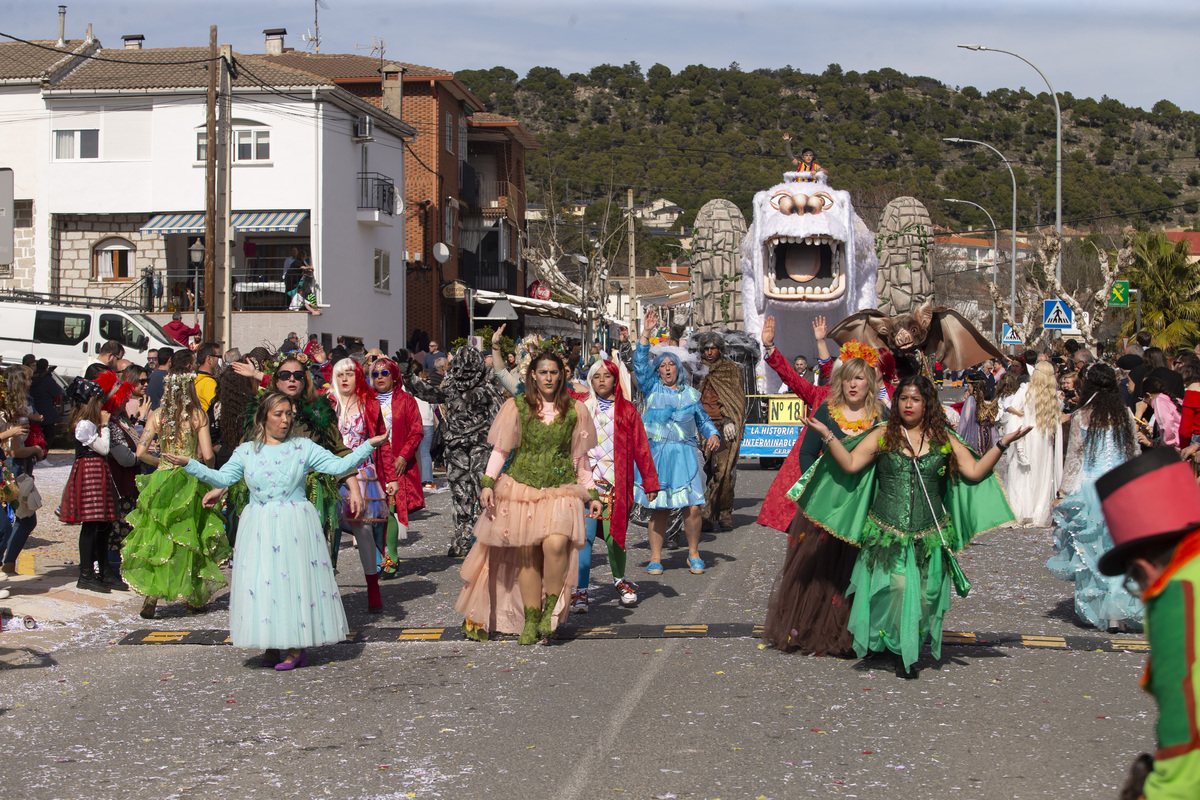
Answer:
[{"left": 0, "top": 31, "right": 221, "bottom": 66}]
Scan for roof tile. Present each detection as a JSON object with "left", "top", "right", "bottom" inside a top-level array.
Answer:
[{"left": 0, "top": 40, "right": 91, "bottom": 81}]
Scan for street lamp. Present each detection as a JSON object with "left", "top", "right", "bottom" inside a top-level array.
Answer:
[
  {"left": 944, "top": 137, "right": 1018, "bottom": 336},
  {"left": 944, "top": 198, "right": 999, "bottom": 343},
  {"left": 957, "top": 44, "right": 1061, "bottom": 281},
  {"left": 188, "top": 238, "right": 205, "bottom": 313},
  {"left": 571, "top": 253, "right": 589, "bottom": 344}
]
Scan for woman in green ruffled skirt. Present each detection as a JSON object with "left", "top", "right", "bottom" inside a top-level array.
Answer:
[
  {"left": 797, "top": 375, "right": 1027, "bottom": 678},
  {"left": 121, "top": 372, "right": 229, "bottom": 618}
]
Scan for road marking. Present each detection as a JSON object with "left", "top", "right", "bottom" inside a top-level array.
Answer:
[{"left": 117, "top": 625, "right": 1149, "bottom": 654}]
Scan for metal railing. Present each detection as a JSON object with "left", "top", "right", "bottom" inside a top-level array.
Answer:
[
  {"left": 478, "top": 180, "right": 523, "bottom": 219},
  {"left": 461, "top": 260, "right": 518, "bottom": 293},
  {"left": 358, "top": 172, "right": 397, "bottom": 215}
]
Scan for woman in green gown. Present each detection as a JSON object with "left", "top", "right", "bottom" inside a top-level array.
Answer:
[{"left": 798, "top": 375, "right": 1028, "bottom": 677}]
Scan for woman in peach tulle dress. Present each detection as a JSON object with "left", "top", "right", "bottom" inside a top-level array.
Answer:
[{"left": 456, "top": 352, "right": 603, "bottom": 645}]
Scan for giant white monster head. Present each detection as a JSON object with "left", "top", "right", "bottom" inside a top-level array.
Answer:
[{"left": 741, "top": 173, "right": 878, "bottom": 388}]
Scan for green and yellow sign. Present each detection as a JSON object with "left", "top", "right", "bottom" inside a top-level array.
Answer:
[{"left": 1109, "top": 280, "right": 1130, "bottom": 308}]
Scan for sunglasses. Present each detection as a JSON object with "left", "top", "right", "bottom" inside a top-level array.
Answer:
[
  {"left": 138, "top": 378, "right": 149, "bottom": 385},
  {"left": 276, "top": 369, "right": 306, "bottom": 382},
  {"left": 370, "top": 369, "right": 391, "bottom": 378}
]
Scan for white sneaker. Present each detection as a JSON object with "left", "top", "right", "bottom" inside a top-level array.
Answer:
[
  {"left": 570, "top": 588, "right": 589, "bottom": 614},
  {"left": 614, "top": 578, "right": 638, "bottom": 606}
]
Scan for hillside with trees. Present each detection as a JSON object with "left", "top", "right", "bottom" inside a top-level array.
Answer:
[{"left": 457, "top": 62, "right": 1199, "bottom": 235}]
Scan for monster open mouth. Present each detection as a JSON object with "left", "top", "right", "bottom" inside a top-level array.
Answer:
[{"left": 763, "top": 234, "right": 846, "bottom": 301}]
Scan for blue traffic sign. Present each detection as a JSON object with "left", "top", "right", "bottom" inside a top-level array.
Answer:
[
  {"left": 1001, "top": 323, "right": 1022, "bottom": 346},
  {"left": 1043, "top": 299, "right": 1073, "bottom": 330}
]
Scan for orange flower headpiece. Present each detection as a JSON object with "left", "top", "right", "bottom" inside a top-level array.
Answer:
[{"left": 838, "top": 340, "right": 879, "bottom": 368}]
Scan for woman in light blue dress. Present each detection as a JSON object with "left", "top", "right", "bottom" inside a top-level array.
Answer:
[
  {"left": 633, "top": 309, "right": 720, "bottom": 576},
  {"left": 1046, "top": 364, "right": 1143, "bottom": 631},
  {"left": 165, "top": 391, "right": 387, "bottom": 670}
]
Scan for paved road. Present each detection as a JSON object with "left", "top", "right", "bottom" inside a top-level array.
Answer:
[{"left": 0, "top": 463, "right": 1152, "bottom": 799}]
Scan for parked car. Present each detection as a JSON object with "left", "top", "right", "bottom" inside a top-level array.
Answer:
[{"left": 0, "top": 294, "right": 175, "bottom": 378}]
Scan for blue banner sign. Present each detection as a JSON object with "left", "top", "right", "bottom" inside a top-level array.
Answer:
[{"left": 741, "top": 424, "right": 803, "bottom": 458}]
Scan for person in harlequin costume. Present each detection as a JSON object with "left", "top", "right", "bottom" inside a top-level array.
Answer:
[
  {"left": 797, "top": 375, "right": 1026, "bottom": 678},
  {"left": 406, "top": 346, "right": 505, "bottom": 558},
  {"left": 1097, "top": 448, "right": 1200, "bottom": 800},
  {"left": 634, "top": 308, "right": 721, "bottom": 576},
  {"left": 457, "top": 351, "right": 602, "bottom": 644},
  {"left": 571, "top": 355, "right": 661, "bottom": 613},
  {"left": 369, "top": 357, "right": 425, "bottom": 578}
]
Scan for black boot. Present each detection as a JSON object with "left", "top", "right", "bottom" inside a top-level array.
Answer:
[
  {"left": 76, "top": 570, "right": 111, "bottom": 594},
  {"left": 895, "top": 653, "right": 919, "bottom": 680}
]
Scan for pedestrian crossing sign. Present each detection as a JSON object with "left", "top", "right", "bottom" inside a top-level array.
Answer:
[
  {"left": 1043, "top": 299, "right": 1073, "bottom": 330},
  {"left": 1001, "top": 323, "right": 1022, "bottom": 346}
]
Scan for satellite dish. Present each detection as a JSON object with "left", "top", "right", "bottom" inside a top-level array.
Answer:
[{"left": 432, "top": 243, "right": 451, "bottom": 264}]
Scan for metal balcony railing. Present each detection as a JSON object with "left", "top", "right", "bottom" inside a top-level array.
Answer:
[
  {"left": 358, "top": 172, "right": 397, "bottom": 215},
  {"left": 478, "top": 180, "right": 523, "bottom": 220}
]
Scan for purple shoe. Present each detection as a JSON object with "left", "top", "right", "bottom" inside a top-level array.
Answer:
[
  {"left": 274, "top": 650, "right": 307, "bottom": 671},
  {"left": 261, "top": 649, "right": 281, "bottom": 668}
]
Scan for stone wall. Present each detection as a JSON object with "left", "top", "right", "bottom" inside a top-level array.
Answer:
[
  {"left": 0, "top": 200, "right": 35, "bottom": 286},
  {"left": 53, "top": 213, "right": 163, "bottom": 301}
]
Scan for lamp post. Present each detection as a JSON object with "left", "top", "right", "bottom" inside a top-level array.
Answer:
[
  {"left": 571, "top": 253, "right": 589, "bottom": 345},
  {"left": 188, "top": 238, "right": 205, "bottom": 314},
  {"left": 944, "top": 137, "right": 1018, "bottom": 335},
  {"left": 957, "top": 44, "right": 1061, "bottom": 281},
  {"left": 944, "top": 198, "right": 999, "bottom": 343}
]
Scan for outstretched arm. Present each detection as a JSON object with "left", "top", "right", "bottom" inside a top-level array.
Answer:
[
  {"left": 802, "top": 418, "right": 883, "bottom": 474},
  {"left": 951, "top": 426, "right": 1033, "bottom": 481}
]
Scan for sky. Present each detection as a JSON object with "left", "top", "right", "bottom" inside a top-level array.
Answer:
[{"left": 2, "top": 0, "right": 1197, "bottom": 113}]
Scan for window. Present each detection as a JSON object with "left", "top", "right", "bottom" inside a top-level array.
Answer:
[
  {"left": 100, "top": 314, "right": 148, "bottom": 350},
  {"left": 33, "top": 310, "right": 89, "bottom": 345},
  {"left": 374, "top": 249, "right": 390, "bottom": 291},
  {"left": 458, "top": 114, "right": 467, "bottom": 162},
  {"left": 92, "top": 238, "right": 135, "bottom": 281},
  {"left": 445, "top": 112, "right": 454, "bottom": 153},
  {"left": 236, "top": 129, "right": 270, "bottom": 161},
  {"left": 54, "top": 129, "right": 99, "bottom": 160},
  {"left": 194, "top": 127, "right": 270, "bottom": 162},
  {"left": 444, "top": 201, "right": 459, "bottom": 244}
]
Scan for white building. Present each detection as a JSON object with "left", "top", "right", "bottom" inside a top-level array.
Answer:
[{"left": 0, "top": 29, "right": 417, "bottom": 354}]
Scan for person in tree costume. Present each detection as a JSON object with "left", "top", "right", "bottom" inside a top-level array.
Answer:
[
  {"left": 797, "top": 375, "right": 1027, "bottom": 678},
  {"left": 694, "top": 331, "right": 747, "bottom": 531},
  {"left": 406, "top": 346, "right": 504, "bottom": 558},
  {"left": 457, "top": 351, "right": 602, "bottom": 644},
  {"left": 763, "top": 340, "right": 887, "bottom": 657},
  {"left": 1096, "top": 448, "right": 1200, "bottom": 800},
  {"left": 212, "top": 353, "right": 364, "bottom": 566},
  {"left": 122, "top": 373, "right": 229, "bottom": 618}
]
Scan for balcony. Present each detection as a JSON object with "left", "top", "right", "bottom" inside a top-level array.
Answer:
[
  {"left": 477, "top": 180, "right": 523, "bottom": 221},
  {"left": 358, "top": 172, "right": 397, "bottom": 226},
  {"left": 460, "top": 259, "right": 519, "bottom": 294}
]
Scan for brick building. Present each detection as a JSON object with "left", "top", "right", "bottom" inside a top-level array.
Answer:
[{"left": 254, "top": 48, "right": 538, "bottom": 346}]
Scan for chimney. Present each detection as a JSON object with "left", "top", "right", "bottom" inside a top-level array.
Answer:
[
  {"left": 263, "top": 28, "right": 287, "bottom": 56},
  {"left": 381, "top": 63, "right": 406, "bottom": 120},
  {"left": 57, "top": 5, "right": 66, "bottom": 47},
  {"left": 121, "top": 34, "right": 144, "bottom": 50}
]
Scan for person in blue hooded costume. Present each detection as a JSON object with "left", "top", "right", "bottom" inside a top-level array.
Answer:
[{"left": 633, "top": 309, "right": 720, "bottom": 576}]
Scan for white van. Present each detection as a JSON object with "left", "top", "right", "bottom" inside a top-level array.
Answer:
[{"left": 0, "top": 296, "right": 175, "bottom": 378}]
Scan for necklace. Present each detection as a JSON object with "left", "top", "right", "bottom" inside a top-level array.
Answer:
[{"left": 829, "top": 404, "right": 874, "bottom": 433}]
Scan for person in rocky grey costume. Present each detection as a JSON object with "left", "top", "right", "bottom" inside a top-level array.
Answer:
[{"left": 405, "top": 346, "right": 504, "bottom": 557}]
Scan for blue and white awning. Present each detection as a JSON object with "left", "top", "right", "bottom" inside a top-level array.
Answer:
[
  {"left": 139, "top": 211, "right": 310, "bottom": 235},
  {"left": 139, "top": 212, "right": 206, "bottom": 235},
  {"left": 231, "top": 211, "right": 309, "bottom": 233}
]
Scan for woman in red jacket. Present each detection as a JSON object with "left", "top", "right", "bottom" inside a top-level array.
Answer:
[
  {"left": 370, "top": 357, "right": 426, "bottom": 577},
  {"left": 330, "top": 359, "right": 397, "bottom": 612},
  {"left": 1177, "top": 355, "right": 1200, "bottom": 450}
]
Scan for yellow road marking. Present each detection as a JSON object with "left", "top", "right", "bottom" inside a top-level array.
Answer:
[
  {"left": 1021, "top": 635, "right": 1068, "bottom": 648},
  {"left": 664, "top": 625, "right": 709, "bottom": 633},
  {"left": 142, "top": 631, "right": 189, "bottom": 643}
]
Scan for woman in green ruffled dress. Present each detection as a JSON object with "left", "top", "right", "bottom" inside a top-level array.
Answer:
[
  {"left": 122, "top": 373, "right": 229, "bottom": 618},
  {"left": 798, "top": 375, "right": 1028, "bottom": 678},
  {"left": 457, "top": 352, "right": 603, "bottom": 644}
]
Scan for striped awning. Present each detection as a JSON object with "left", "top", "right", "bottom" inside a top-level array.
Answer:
[
  {"left": 139, "top": 211, "right": 309, "bottom": 235},
  {"left": 139, "top": 212, "right": 206, "bottom": 235},
  {"left": 231, "top": 210, "right": 309, "bottom": 233}
]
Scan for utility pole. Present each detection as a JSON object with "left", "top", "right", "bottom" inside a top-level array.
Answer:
[
  {"left": 203, "top": 25, "right": 217, "bottom": 341},
  {"left": 627, "top": 188, "right": 636, "bottom": 328},
  {"left": 217, "top": 43, "right": 233, "bottom": 349}
]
